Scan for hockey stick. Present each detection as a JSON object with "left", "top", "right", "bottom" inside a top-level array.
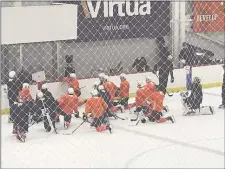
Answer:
[
  {"left": 154, "top": 74, "right": 173, "bottom": 97},
  {"left": 63, "top": 120, "right": 86, "bottom": 135},
  {"left": 112, "top": 113, "right": 128, "bottom": 120},
  {"left": 79, "top": 86, "right": 86, "bottom": 90}
]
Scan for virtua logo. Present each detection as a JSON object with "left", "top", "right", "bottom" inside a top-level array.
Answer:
[{"left": 81, "top": 1, "right": 151, "bottom": 18}]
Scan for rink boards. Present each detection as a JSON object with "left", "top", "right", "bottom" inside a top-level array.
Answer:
[{"left": 1, "top": 64, "right": 223, "bottom": 113}]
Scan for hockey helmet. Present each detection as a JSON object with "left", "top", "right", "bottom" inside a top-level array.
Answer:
[
  {"left": 137, "top": 81, "right": 145, "bottom": 88},
  {"left": 23, "top": 83, "right": 29, "bottom": 88},
  {"left": 168, "top": 55, "right": 173, "bottom": 60},
  {"left": 70, "top": 73, "right": 76, "bottom": 79},
  {"left": 145, "top": 76, "right": 152, "bottom": 83},
  {"left": 37, "top": 91, "right": 44, "bottom": 98},
  {"left": 41, "top": 84, "right": 48, "bottom": 90},
  {"left": 9, "top": 71, "right": 16, "bottom": 79},
  {"left": 120, "top": 73, "right": 126, "bottom": 80},
  {"left": 104, "top": 75, "right": 109, "bottom": 81},
  {"left": 91, "top": 90, "right": 99, "bottom": 97},
  {"left": 193, "top": 77, "right": 201, "bottom": 84},
  {"left": 98, "top": 73, "right": 105, "bottom": 78},
  {"left": 68, "top": 88, "right": 74, "bottom": 95}
]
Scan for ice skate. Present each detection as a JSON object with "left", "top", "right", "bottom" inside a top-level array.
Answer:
[
  {"left": 106, "top": 123, "right": 112, "bottom": 133},
  {"left": 166, "top": 115, "right": 175, "bottom": 123},
  {"left": 8, "top": 116, "right": 12, "bottom": 123},
  {"left": 12, "top": 129, "right": 17, "bottom": 135},
  {"left": 64, "top": 122, "right": 70, "bottom": 130},
  {"left": 54, "top": 128, "right": 59, "bottom": 134},
  {"left": 218, "top": 104, "right": 224, "bottom": 109},
  {"left": 45, "top": 127, "right": 51, "bottom": 132},
  {"left": 17, "top": 131, "right": 26, "bottom": 142}
]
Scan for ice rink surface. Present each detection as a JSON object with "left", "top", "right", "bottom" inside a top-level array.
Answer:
[{"left": 1, "top": 87, "right": 224, "bottom": 168}]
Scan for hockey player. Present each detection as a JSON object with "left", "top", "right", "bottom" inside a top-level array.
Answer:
[
  {"left": 12, "top": 90, "right": 34, "bottom": 142},
  {"left": 117, "top": 73, "right": 130, "bottom": 107},
  {"left": 153, "top": 55, "right": 174, "bottom": 94},
  {"left": 144, "top": 76, "right": 156, "bottom": 96},
  {"left": 135, "top": 81, "right": 149, "bottom": 114},
  {"left": 219, "top": 64, "right": 225, "bottom": 109},
  {"left": 34, "top": 91, "right": 58, "bottom": 133},
  {"left": 68, "top": 73, "right": 81, "bottom": 97},
  {"left": 7, "top": 71, "right": 20, "bottom": 123},
  {"left": 180, "top": 77, "right": 214, "bottom": 115},
  {"left": 141, "top": 89, "right": 174, "bottom": 123},
  {"left": 57, "top": 88, "right": 79, "bottom": 129},
  {"left": 83, "top": 90, "right": 112, "bottom": 133},
  {"left": 103, "top": 75, "right": 118, "bottom": 103}
]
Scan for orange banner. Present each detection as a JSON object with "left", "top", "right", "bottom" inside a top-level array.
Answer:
[{"left": 193, "top": 1, "right": 225, "bottom": 32}]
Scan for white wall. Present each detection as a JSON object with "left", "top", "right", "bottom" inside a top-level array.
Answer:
[
  {"left": 1, "top": 65, "right": 223, "bottom": 110},
  {"left": 1, "top": 4, "right": 78, "bottom": 44}
]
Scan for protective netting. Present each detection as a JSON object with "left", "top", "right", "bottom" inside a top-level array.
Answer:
[{"left": 1, "top": 1, "right": 224, "bottom": 142}]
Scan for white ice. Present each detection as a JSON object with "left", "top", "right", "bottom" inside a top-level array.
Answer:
[{"left": 2, "top": 87, "right": 224, "bottom": 168}]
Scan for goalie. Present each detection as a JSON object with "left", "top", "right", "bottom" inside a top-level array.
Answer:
[{"left": 180, "top": 77, "right": 214, "bottom": 116}]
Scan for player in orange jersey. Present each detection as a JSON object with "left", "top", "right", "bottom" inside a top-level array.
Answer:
[
  {"left": 57, "top": 88, "right": 79, "bottom": 129},
  {"left": 68, "top": 73, "right": 81, "bottom": 97},
  {"left": 19, "top": 83, "right": 33, "bottom": 101},
  {"left": 118, "top": 73, "right": 130, "bottom": 107},
  {"left": 103, "top": 75, "right": 118, "bottom": 103},
  {"left": 83, "top": 90, "right": 112, "bottom": 133},
  {"left": 135, "top": 81, "right": 149, "bottom": 114},
  {"left": 141, "top": 89, "right": 174, "bottom": 124},
  {"left": 144, "top": 76, "right": 156, "bottom": 96}
]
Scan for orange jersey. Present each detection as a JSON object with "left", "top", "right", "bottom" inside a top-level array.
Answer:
[
  {"left": 103, "top": 82, "right": 117, "bottom": 101},
  {"left": 119, "top": 80, "right": 130, "bottom": 97},
  {"left": 63, "top": 77, "right": 73, "bottom": 84},
  {"left": 85, "top": 97, "right": 107, "bottom": 118},
  {"left": 19, "top": 88, "right": 32, "bottom": 101},
  {"left": 70, "top": 79, "right": 80, "bottom": 92},
  {"left": 149, "top": 91, "right": 164, "bottom": 112},
  {"left": 144, "top": 82, "right": 156, "bottom": 96},
  {"left": 135, "top": 88, "right": 147, "bottom": 107},
  {"left": 58, "top": 94, "right": 78, "bottom": 115},
  {"left": 63, "top": 77, "right": 80, "bottom": 92}
]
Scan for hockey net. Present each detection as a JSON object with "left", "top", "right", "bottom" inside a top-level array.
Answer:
[{"left": 1, "top": 1, "right": 224, "bottom": 127}]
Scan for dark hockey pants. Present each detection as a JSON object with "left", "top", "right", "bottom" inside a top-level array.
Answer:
[
  {"left": 148, "top": 111, "right": 162, "bottom": 122},
  {"left": 57, "top": 108, "right": 72, "bottom": 123},
  {"left": 92, "top": 116, "right": 107, "bottom": 128},
  {"left": 158, "top": 73, "right": 169, "bottom": 94},
  {"left": 14, "top": 111, "right": 29, "bottom": 133}
]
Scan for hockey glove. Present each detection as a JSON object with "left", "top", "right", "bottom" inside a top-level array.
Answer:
[
  {"left": 134, "top": 107, "right": 142, "bottom": 113},
  {"left": 82, "top": 114, "right": 88, "bottom": 121},
  {"left": 74, "top": 112, "right": 79, "bottom": 118},
  {"left": 171, "top": 77, "right": 174, "bottom": 83}
]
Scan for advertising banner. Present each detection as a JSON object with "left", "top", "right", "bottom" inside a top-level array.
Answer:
[
  {"left": 57, "top": 1, "right": 170, "bottom": 42},
  {"left": 193, "top": 1, "right": 225, "bottom": 32}
]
